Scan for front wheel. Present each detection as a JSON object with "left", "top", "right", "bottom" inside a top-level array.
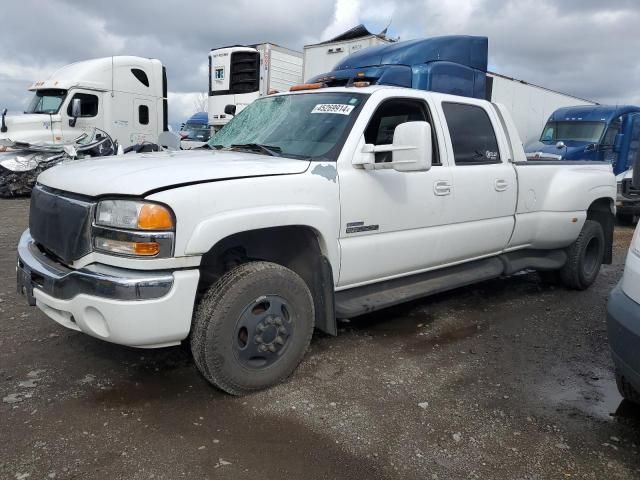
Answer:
[
  {"left": 191, "top": 261, "right": 314, "bottom": 395},
  {"left": 559, "top": 219, "right": 605, "bottom": 290}
]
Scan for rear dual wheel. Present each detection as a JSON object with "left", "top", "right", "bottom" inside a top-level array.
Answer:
[
  {"left": 191, "top": 261, "right": 314, "bottom": 395},
  {"left": 540, "top": 220, "right": 605, "bottom": 290}
]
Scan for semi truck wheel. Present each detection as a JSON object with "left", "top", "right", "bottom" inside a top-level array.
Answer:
[
  {"left": 559, "top": 220, "right": 605, "bottom": 290},
  {"left": 616, "top": 371, "right": 640, "bottom": 405},
  {"left": 191, "top": 261, "right": 314, "bottom": 395}
]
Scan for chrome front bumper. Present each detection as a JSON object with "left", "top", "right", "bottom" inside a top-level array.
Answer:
[
  {"left": 17, "top": 230, "right": 174, "bottom": 304},
  {"left": 16, "top": 229, "right": 200, "bottom": 348}
]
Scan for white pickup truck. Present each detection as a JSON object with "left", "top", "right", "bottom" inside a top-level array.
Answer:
[{"left": 17, "top": 85, "right": 616, "bottom": 395}]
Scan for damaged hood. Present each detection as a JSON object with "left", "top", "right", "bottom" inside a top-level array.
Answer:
[{"left": 37, "top": 149, "right": 311, "bottom": 196}]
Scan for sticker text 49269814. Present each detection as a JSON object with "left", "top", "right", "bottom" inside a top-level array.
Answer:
[{"left": 311, "top": 104, "right": 355, "bottom": 115}]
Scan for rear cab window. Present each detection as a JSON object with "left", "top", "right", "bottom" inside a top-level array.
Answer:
[{"left": 442, "top": 102, "right": 501, "bottom": 165}]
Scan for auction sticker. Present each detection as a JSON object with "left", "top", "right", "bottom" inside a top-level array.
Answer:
[{"left": 311, "top": 104, "right": 355, "bottom": 115}]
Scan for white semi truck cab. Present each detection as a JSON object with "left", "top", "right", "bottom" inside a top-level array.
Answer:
[
  {"left": 0, "top": 56, "right": 168, "bottom": 148},
  {"left": 208, "top": 44, "right": 302, "bottom": 132}
]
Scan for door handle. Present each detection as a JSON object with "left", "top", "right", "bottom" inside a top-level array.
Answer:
[
  {"left": 434, "top": 180, "right": 452, "bottom": 196},
  {"left": 494, "top": 179, "right": 509, "bottom": 192}
]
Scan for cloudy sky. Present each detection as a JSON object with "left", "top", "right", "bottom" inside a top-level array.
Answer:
[{"left": 0, "top": 0, "right": 638, "bottom": 128}]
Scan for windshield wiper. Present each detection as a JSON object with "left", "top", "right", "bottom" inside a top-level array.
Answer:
[{"left": 231, "top": 143, "right": 282, "bottom": 157}]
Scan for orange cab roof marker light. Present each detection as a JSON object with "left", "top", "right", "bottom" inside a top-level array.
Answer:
[{"left": 290, "top": 83, "right": 324, "bottom": 92}]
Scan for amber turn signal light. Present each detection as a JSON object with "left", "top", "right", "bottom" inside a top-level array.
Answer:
[
  {"left": 94, "top": 237, "right": 160, "bottom": 257},
  {"left": 138, "top": 204, "right": 174, "bottom": 230},
  {"left": 133, "top": 242, "right": 161, "bottom": 256}
]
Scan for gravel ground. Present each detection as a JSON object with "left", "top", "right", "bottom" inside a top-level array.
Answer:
[{"left": 1, "top": 197, "right": 639, "bottom": 480}]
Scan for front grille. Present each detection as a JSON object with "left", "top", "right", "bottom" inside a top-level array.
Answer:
[
  {"left": 622, "top": 179, "right": 640, "bottom": 198},
  {"left": 29, "top": 185, "right": 94, "bottom": 264}
]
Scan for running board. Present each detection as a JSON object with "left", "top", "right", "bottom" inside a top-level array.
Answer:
[{"left": 335, "top": 249, "right": 566, "bottom": 318}]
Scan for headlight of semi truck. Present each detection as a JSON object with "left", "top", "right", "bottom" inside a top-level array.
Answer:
[{"left": 93, "top": 200, "right": 175, "bottom": 258}]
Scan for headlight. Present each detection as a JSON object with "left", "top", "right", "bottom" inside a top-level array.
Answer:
[
  {"left": 96, "top": 200, "right": 174, "bottom": 230},
  {"left": 93, "top": 200, "right": 175, "bottom": 258},
  {"left": 631, "top": 226, "right": 640, "bottom": 257}
]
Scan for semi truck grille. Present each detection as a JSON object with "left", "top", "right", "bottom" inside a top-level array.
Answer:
[
  {"left": 29, "top": 185, "right": 94, "bottom": 265},
  {"left": 622, "top": 179, "right": 640, "bottom": 198}
]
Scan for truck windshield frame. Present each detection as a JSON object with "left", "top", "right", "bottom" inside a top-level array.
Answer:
[
  {"left": 25, "top": 89, "right": 67, "bottom": 115},
  {"left": 208, "top": 92, "right": 369, "bottom": 161},
  {"left": 540, "top": 121, "right": 607, "bottom": 144}
]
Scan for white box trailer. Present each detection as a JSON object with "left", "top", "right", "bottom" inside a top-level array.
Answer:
[
  {"left": 208, "top": 43, "right": 302, "bottom": 131},
  {"left": 303, "top": 34, "right": 390, "bottom": 81},
  {"left": 487, "top": 72, "right": 596, "bottom": 146}
]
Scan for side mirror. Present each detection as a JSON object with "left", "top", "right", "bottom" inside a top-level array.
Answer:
[
  {"left": 390, "top": 122, "right": 432, "bottom": 172},
  {"left": 555, "top": 141, "right": 566, "bottom": 150},
  {"left": 157, "top": 131, "right": 182, "bottom": 151},
  {"left": 354, "top": 121, "right": 432, "bottom": 172},
  {"left": 69, "top": 98, "right": 81, "bottom": 127},
  {"left": 224, "top": 104, "right": 236, "bottom": 116},
  {"left": 613, "top": 133, "right": 624, "bottom": 153}
]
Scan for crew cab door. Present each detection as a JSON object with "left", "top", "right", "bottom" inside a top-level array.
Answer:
[
  {"left": 437, "top": 100, "right": 517, "bottom": 261},
  {"left": 337, "top": 96, "right": 455, "bottom": 287}
]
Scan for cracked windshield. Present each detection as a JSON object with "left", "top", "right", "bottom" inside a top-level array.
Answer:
[{"left": 209, "top": 92, "right": 367, "bottom": 160}]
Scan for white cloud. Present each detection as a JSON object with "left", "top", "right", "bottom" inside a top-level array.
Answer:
[{"left": 322, "top": 0, "right": 362, "bottom": 40}]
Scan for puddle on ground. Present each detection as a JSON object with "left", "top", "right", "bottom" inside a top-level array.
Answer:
[{"left": 537, "top": 365, "right": 640, "bottom": 422}]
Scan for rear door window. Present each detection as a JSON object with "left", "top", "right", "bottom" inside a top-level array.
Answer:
[{"left": 442, "top": 102, "right": 500, "bottom": 165}]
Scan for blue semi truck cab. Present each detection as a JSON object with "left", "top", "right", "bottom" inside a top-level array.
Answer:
[
  {"left": 526, "top": 105, "right": 640, "bottom": 222},
  {"left": 179, "top": 111, "right": 211, "bottom": 150},
  {"left": 308, "top": 35, "right": 489, "bottom": 99}
]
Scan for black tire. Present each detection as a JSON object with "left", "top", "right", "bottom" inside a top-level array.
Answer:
[
  {"left": 615, "top": 371, "right": 640, "bottom": 405},
  {"left": 191, "top": 261, "right": 314, "bottom": 395},
  {"left": 559, "top": 220, "right": 605, "bottom": 290}
]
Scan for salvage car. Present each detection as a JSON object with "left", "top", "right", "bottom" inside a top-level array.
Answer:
[
  {"left": 607, "top": 161, "right": 640, "bottom": 405},
  {"left": 17, "top": 85, "right": 616, "bottom": 395}
]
